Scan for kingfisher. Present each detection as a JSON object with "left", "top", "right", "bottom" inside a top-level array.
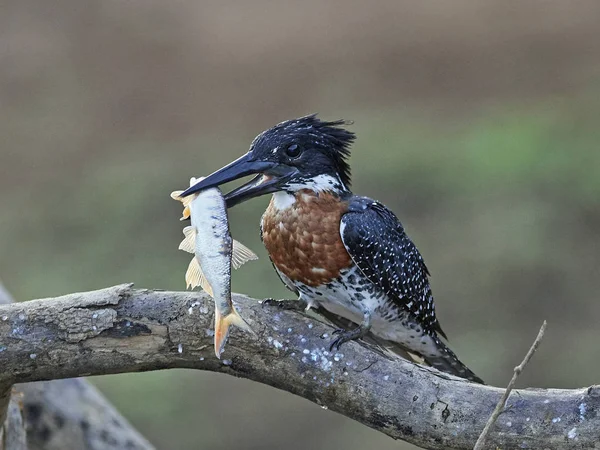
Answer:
[{"left": 181, "top": 114, "right": 483, "bottom": 383}]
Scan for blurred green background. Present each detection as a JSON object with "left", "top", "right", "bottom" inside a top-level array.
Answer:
[{"left": 2, "top": 1, "right": 600, "bottom": 449}]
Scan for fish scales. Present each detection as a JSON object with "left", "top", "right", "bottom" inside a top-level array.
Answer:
[{"left": 171, "top": 177, "right": 258, "bottom": 358}]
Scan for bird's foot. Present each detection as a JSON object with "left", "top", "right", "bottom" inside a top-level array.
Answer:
[
  {"left": 329, "top": 326, "right": 369, "bottom": 352},
  {"left": 261, "top": 298, "right": 308, "bottom": 312}
]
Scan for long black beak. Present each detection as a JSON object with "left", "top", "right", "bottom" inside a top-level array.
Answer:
[{"left": 180, "top": 153, "right": 297, "bottom": 208}]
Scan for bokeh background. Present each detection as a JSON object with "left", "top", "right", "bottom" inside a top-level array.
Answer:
[{"left": 2, "top": 1, "right": 600, "bottom": 449}]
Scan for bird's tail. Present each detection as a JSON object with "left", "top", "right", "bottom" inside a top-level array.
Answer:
[
  {"left": 370, "top": 337, "right": 482, "bottom": 384},
  {"left": 381, "top": 336, "right": 484, "bottom": 384},
  {"left": 310, "top": 306, "right": 484, "bottom": 384},
  {"left": 419, "top": 336, "right": 484, "bottom": 384}
]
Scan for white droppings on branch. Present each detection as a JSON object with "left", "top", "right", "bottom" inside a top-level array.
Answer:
[{"left": 0, "top": 287, "right": 595, "bottom": 450}]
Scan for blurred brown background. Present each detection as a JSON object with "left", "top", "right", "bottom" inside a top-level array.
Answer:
[{"left": 2, "top": 1, "right": 600, "bottom": 449}]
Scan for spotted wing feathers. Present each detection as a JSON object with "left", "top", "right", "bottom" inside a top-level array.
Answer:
[{"left": 340, "top": 197, "right": 445, "bottom": 338}]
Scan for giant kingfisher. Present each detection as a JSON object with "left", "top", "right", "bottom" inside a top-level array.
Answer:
[{"left": 181, "top": 114, "right": 483, "bottom": 383}]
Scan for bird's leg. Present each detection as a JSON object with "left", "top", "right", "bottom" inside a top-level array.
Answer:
[
  {"left": 261, "top": 298, "right": 309, "bottom": 312},
  {"left": 329, "top": 312, "right": 372, "bottom": 352}
]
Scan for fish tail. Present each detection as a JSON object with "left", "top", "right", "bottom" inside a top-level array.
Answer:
[{"left": 213, "top": 306, "right": 254, "bottom": 359}]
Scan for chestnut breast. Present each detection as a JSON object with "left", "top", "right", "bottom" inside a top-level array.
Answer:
[{"left": 261, "top": 190, "right": 353, "bottom": 287}]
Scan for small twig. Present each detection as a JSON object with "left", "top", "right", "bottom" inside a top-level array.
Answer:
[{"left": 473, "top": 320, "right": 547, "bottom": 450}]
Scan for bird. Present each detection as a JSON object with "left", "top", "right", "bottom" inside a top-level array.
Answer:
[{"left": 180, "top": 114, "right": 483, "bottom": 383}]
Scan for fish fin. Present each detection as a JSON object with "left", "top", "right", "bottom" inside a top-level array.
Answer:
[
  {"left": 213, "top": 306, "right": 254, "bottom": 358},
  {"left": 171, "top": 189, "right": 195, "bottom": 220},
  {"left": 170, "top": 190, "right": 184, "bottom": 200},
  {"left": 231, "top": 240, "right": 259, "bottom": 269},
  {"left": 185, "top": 257, "right": 214, "bottom": 296},
  {"left": 180, "top": 195, "right": 194, "bottom": 209},
  {"left": 180, "top": 205, "right": 191, "bottom": 221},
  {"left": 190, "top": 176, "right": 205, "bottom": 186},
  {"left": 178, "top": 226, "right": 196, "bottom": 253}
]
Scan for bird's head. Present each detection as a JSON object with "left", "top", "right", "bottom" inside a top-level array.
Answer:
[{"left": 180, "top": 114, "right": 356, "bottom": 207}]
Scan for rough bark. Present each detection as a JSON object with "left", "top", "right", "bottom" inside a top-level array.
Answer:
[
  {"left": 0, "top": 282, "right": 25, "bottom": 449},
  {"left": 0, "top": 282, "right": 153, "bottom": 450},
  {"left": 0, "top": 284, "right": 597, "bottom": 449}
]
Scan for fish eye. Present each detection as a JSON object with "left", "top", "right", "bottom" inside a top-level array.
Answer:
[{"left": 285, "top": 143, "right": 302, "bottom": 159}]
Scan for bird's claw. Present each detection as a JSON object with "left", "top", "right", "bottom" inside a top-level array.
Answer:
[
  {"left": 328, "top": 326, "right": 369, "bottom": 352},
  {"left": 329, "top": 329, "right": 356, "bottom": 352},
  {"left": 261, "top": 298, "right": 276, "bottom": 308},
  {"left": 329, "top": 336, "right": 346, "bottom": 352}
]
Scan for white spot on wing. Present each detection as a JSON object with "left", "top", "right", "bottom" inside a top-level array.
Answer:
[{"left": 339, "top": 220, "right": 347, "bottom": 239}]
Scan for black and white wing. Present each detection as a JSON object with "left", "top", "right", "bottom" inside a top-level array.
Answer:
[{"left": 340, "top": 197, "right": 446, "bottom": 338}]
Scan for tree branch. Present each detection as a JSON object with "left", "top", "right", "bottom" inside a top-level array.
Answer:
[
  {"left": 0, "top": 281, "right": 26, "bottom": 449},
  {"left": 0, "top": 281, "right": 153, "bottom": 450},
  {"left": 0, "top": 285, "right": 597, "bottom": 450}
]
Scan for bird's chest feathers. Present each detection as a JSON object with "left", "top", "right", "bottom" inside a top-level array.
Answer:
[{"left": 261, "top": 191, "right": 352, "bottom": 287}]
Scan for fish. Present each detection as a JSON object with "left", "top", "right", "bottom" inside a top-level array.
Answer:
[{"left": 171, "top": 177, "right": 258, "bottom": 358}]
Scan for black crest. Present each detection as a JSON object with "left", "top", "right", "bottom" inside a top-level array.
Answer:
[{"left": 252, "top": 114, "right": 356, "bottom": 187}]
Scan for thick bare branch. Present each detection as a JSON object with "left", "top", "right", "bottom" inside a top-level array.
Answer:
[
  {"left": 0, "top": 281, "right": 153, "bottom": 450},
  {"left": 0, "top": 281, "right": 26, "bottom": 449},
  {"left": 0, "top": 285, "right": 597, "bottom": 450}
]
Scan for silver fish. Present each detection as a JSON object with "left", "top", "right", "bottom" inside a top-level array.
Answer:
[{"left": 172, "top": 177, "right": 257, "bottom": 358}]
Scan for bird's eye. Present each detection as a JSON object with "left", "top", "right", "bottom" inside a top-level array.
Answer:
[{"left": 285, "top": 144, "right": 302, "bottom": 158}]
